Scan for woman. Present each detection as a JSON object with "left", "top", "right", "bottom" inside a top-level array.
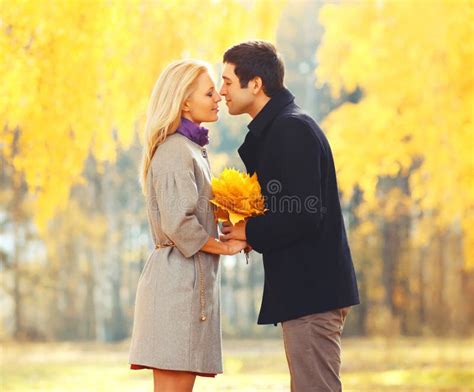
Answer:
[{"left": 128, "top": 59, "right": 247, "bottom": 391}]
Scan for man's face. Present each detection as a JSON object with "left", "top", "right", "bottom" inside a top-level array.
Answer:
[{"left": 220, "top": 63, "right": 255, "bottom": 115}]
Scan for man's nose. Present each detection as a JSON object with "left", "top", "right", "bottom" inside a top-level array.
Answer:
[{"left": 219, "top": 86, "right": 226, "bottom": 96}]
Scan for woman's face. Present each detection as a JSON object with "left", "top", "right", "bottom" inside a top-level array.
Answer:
[{"left": 183, "top": 72, "right": 222, "bottom": 124}]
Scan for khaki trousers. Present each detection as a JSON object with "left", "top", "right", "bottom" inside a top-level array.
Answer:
[{"left": 281, "top": 307, "right": 350, "bottom": 392}]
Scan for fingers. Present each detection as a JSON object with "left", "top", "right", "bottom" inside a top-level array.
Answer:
[
  {"left": 220, "top": 234, "right": 232, "bottom": 241},
  {"left": 228, "top": 240, "right": 247, "bottom": 254},
  {"left": 221, "top": 226, "right": 232, "bottom": 234},
  {"left": 238, "top": 241, "right": 248, "bottom": 252},
  {"left": 222, "top": 221, "right": 232, "bottom": 228}
]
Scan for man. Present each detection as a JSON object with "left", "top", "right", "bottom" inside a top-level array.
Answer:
[{"left": 219, "top": 41, "right": 360, "bottom": 391}]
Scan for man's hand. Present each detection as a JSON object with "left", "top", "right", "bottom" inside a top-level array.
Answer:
[
  {"left": 224, "top": 239, "right": 248, "bottom": 255},
  {"left": 220, "top": 220, "right": 247, "bottom": 241}
]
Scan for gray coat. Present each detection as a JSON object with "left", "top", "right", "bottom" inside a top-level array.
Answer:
[{"left": 128, "top": 133, "right": 222, "bottom": 374}]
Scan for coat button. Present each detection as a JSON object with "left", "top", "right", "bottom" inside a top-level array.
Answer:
[{"left": 200, "top": 316, "right": 207, "bottom": 321}]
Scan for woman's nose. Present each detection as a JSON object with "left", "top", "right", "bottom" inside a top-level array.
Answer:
[{"left": 215, "top": 92, "right": 222, "bottom": 102}]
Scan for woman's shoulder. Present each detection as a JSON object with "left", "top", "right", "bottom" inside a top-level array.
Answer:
[{"left": 151, "top": 133, "right": 194, "bottom": 174}]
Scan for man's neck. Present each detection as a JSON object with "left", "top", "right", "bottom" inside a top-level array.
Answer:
[{"left": 248, "top": 95, "right": 271, "bottom": 119}]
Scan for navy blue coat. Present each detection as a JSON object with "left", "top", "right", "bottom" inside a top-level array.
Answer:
[{"left": 240, "top": 88, "right": 360, "bottom": 325}]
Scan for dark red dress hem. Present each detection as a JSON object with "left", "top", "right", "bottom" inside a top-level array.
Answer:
[{"left": 130, "top": 364, "right": 217, "bottom": 378}]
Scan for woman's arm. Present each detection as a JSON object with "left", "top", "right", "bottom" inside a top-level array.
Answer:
[{"left": 201, "top": 236, "right": 247, "bottom": 256}]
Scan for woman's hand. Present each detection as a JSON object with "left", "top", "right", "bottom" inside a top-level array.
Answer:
[
  {"left": 200, "top": 236, "right": 248, "bottom": 256},
  {"left": 224, "top": 239, "right": 248, "bottom": 255}
]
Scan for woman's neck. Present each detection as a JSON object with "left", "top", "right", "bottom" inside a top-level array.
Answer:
[{"left": 181, "top": 113, "right": 200, "bottom": 126}]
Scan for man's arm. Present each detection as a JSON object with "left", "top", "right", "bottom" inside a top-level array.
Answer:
[{"left": 222, "top": 117, "right": 325, "bottom": 253}]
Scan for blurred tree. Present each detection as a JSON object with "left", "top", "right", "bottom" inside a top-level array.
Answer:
[
  {"left": 0, "top": 129, "right": 39, "bottom": 340},
  {"left": 0, "top": 0, "right": 285, "bottom": 341},
  {"left": 316, "top": 0, "right": 473, "bottom": 335},
  {"left": 316, "top": 0, "right": 473, "bottom": 269},
  {"left": 0, "top": 0, "right": 285, "bottom": 229}
]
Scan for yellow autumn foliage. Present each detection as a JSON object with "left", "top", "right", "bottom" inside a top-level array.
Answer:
[
  {"left": 316, "top": 0, "right": 474, "bottom": 268},
  {"left": 0, "top": 0, "right": 285, "bottom": 230},
  {"left": 210, "top": 168, "right": 266, "bottom": 225}
]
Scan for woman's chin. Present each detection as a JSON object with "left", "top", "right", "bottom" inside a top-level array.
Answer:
[{"left": 207, "top": 114, "right": 219, "bottom": 123}]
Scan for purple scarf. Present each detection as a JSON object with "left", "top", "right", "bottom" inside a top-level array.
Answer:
[{"left": 176, "top": 117, "right": 209, "bottom": 147}]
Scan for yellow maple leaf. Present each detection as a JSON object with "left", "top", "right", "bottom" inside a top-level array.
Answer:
[{"left": 210, "top": 168, "right": 266, "bottom": 225}]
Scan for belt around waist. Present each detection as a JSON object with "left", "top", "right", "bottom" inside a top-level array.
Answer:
[{"left": 155, "top": 241, "right": 175, "bottom": 249}]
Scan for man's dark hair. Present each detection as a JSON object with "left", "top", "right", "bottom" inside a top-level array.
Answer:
[{"left": 223, "top": 41, "right": 285, "bottom": 97}]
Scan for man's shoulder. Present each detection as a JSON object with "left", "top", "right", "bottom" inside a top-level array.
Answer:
[
  {"left": 269, "top": 104, "right": 330, "bottom": 156},
  {"left": 272, "top": 104, "right": 321, "bottom": 133}
]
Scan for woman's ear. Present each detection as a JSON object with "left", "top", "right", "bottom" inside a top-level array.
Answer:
[{"left": 182, "top": 100, "right": 191, "bottom": 112}]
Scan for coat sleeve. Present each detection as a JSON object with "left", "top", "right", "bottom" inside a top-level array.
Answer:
[
  {"left": 153, "top": 169, "right": 210, "bottom": 258},
  {"left": 245, "top": 117, "right": 324, "bottom": 253}
]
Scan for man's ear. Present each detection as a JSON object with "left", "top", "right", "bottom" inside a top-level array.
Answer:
[{"left": 251, "top": 77, "right": 264, "bottom": 95}]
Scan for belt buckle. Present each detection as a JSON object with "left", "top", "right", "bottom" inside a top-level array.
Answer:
[{"left": 155, "top": 241, "right": 175, "bottom": 249}]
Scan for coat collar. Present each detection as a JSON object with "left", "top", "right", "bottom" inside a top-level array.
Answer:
[{"left": 247, "top": 88, "right": 295, "bottom": 138}]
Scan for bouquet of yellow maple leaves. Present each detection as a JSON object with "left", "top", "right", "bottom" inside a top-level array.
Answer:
[
  {"left": 210, "top": 168, "right": 266, "bottom": 263},
  {"left": 210, "top": 168, "right": 266, "bottom": 225}
]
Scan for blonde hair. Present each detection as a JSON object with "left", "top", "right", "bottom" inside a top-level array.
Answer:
[{"left": 140, "top": 59, "right": 211, "bottom": 194}]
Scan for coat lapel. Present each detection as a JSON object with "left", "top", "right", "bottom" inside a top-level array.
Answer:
[
  {"left": 238, "top": 88, "right": 295, "bottom": 175},
  {"left": 238, "top": 131, "right": 259, "bottom": 175}
]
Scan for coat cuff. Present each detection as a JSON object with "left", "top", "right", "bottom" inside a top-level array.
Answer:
[
  {"left": 245, "top": 217, "right": 264, "bottom": 254},
  {"left": 176, "top": 232, "right": 210, "bottom": 259}
]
